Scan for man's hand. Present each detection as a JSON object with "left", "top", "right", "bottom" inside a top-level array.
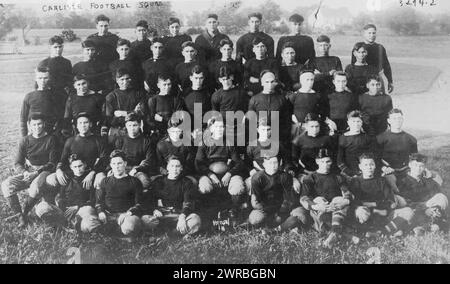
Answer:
[
  {"left": 330, "top": 198, "right": 350, "bottom": 210},
  {"left": 425, "top": 207, "right": 441, "bottom": 218},
  {"left": 209, "top": 174, "right": 221, "bottom": 187},
  {"left": 129, "top": 167, "right": 138, "bottom": 177},
  {"left": 154, "top": 114, "right": 163, "bottom": 122},
  {"left": 221, "top": 172, "right": 232, "bottom": 187},
  {"left": 82, "top": 171, "right": 96, "bottom": 190},
  {"left": 101, "top": 126, "right": 109, "bottom": 137},
  {"left": 114, "top": 110, "right": 128, "bottom": 117},
  {"left": 388, "top": 83, "right": 394, "bottom": 94},
  {"left": 64, "top": 206, "right": 79, "bottom": 219},
  {"left": 176, "top": 214, "right": 188, "bottom": 235},
  {"left": 382, "top": 166, "right": 395, "bottom": 175},
  {"left": 56, "top": 169, "right": 69, "bottom": 186},
  {"left": 23, "top": 171, "right": 38, "bottom": 182},
  {"left": 312, "top": 203, "right": 329, "bottom": 213},
  {"left": 98, "top": 212, "right": 107, "bottom": 224},
  {"left": 329, "top": 69, "right": 337, "bottom": 76},
  {"left": 249, "top": 77, "right": 259, "bottom": 84},
  {"left": 153, "top": 209, "right": 163, "bottom": 218}
]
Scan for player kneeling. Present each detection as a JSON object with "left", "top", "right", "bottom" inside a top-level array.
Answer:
[
  {"left": 300, "top": 149, "right": 351, "bottom": 248},
  {"left": 143, "top": 156, "right": 201, "bottom": 237}
]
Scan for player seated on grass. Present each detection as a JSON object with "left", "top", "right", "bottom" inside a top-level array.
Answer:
[
  {"left": 105, "top": 68, "right": 146, "bottom": 144},
  {"left": 209, "top": 39, "right": 243, "bottom": 90},
  {"left": 194, "top": 13, "right": 230, "bottom": 64},
  {"left": 300, "top": 149, "right": 352, "bottom": 248},
  {"left": 142, "top": 38, "right": 175, "bottom": 96},
  {"left": 162, "top": 17, "right": 193, "bottom": 68},
  {"left": 86, "top": 14, "right": 119, "bottom": 67},
  {"left": 337, "top": 110, "right": 377, "bottom": 180},
  {"left": 112, "top": 112, "right": 156, "bottom": 191},
  {"left": 276, "top": 13, "right": 315, "bottom": 66},
  {"left": 109, "top": 39, "right": 143, "bottom": 91},
  {"left": 278, "top": 42, "right": 304, "bottom": 92},
  {"left": 195, "top": 116, "right": 247, "bottom": 221},
  {"left": 146, "top": 73, "right": 184, "bottom": 138},
  {"left": 236, "top": 12, "right": 275, "bottom": 64},
  {"left": 184, "top": 65, "right": 212, "bottom": 120},
  {"left": 248, "top": 155, "right": 306, "bottom": 233},
  {"left": 290, "top": 113, "right": 335, "bottom": 175},
  {"left": 352, "top": 24, "right": 393, "bottom": 94},
  {"left": 54, "top": 154, "right": 102, "bottom": 233},
  {"left": 311, "top": 35, "right": 343, "bottom": 95},
  {"left": 359, "top": 75, "right": 393, "bottom": 136},
  {"left": 130, "top": 20, "right": 153, "bottom": 65},
  {"left": 47, "top": 113, "right": 108, "bottom": 195},
  {"left": 345, "top": 42, "right": 380, "bottom": 96},
  {"left": 349, "top": 153, "right": 397, "bottom": 237},
  {"left": 244, "top": 36, "right": 279, "bottom": 96},
  {"left": 63, "top": 74, "right": 105, "bottom": 137},
  {"left": 327, "top": 72, "right": 358, "bottom": 134},
  {"left": 38, "top": 35, "right": 73, "bottom": 96},
  {"left": 72, "top": 40, "right": 112, "bottom": 96},
  {"left": 175, "top": 41, "right": 209, "bottom": 94},
  {"left": 20, "top": 66, "right": 61, "bottom": 137},
  {"left": 395, "top": 153, "right": 448, "bottom": 235},
  {"left": 96, "top": 150, "right": 149, "bottom": 238},
  {"left": 2, "top": 114, "right": 58, "bottom": 228},
  {"left": 143, "top": 156, "right": 201, "bottom": 236}
]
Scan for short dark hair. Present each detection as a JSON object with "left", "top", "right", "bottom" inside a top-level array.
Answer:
[
  {"left": 152, "top": 37, "right": 164, "bottom": 45},
  {"left": 352, "top": 42, "right": 367, "bottom": 53},
  {"left": 363, "top": 24, "right": 377, "bottom": 31},
  {"left": 168, "top": 117, "right": 183, "bottom": 129},
  {"left": 95, "top": 14, "right": 110, "bottom": 23},
  {"left": 304, "top": 112, "right": 322, "bottom": 124},
  {"left": 281, "top": 41, "right": 295, "bottom": 51},
  {"left": 76, "top": 112, "right": 92, "bottom": 122},
  {"left": 333, "top": 71, "right": 347, "bottom": 80},
  {"left": 148, "top": 27, "right": 158, "bottom": 36},
  {"left": 207, "top": 13, "right": 218, "bottom": 20},
  {"left": 116, "top": 38, "right": 131, "bottom": 48},
  {"left": 36, "top": 66, "right": 50, "bottom": 73},
  {"left": 110, "top": 149, "right": 127, "bottom": 161},
  {"left": 259, "top": 69, "right": 275, "bottom": 81},
  {"left": 289, "top": 14, "right": 304, "bottom": 23},
  {"left": 190, "top": 65, "right": 205, "bottom": 76},
  {"left": 136, "top": 20, "right": 148, "bottom": 29},
  {"left": 347, "top": 110, "right": 363, "bottom": 120},
  {"left": 69, "top": 154, "right": 85, "bottom": 165},
  {"left": 300, "top": 69, "right": 315, "bottom": 77},
  {"left": 167, "top": 155, "right": 183, "bottom": 165},
  {"left": 409, "top": 153, "right": 427, "bottom": 163},
  {"left": 359, "top": 152, "right": 376, "bottom": 163},
  {"left": 157, "top": 72, "right": 172, "bottom": 82},
  {"left": 389, "top": 108, "right": 403, "bottom": 117},
  {"left": 73, "top": 74, "right": 88, "bottom": 83},
  {"left": 252, "top": 36, "right": 266, "bottom": 47},
  {"left": 81, "top": 40, "right": 96, "bottom": 49},
  {"left": 115, "top": 68, "right": 130, "bottom": 79},
  {"left": 181, "top": 41, "right": 196, "bottom": 50},
  {"left": 125, "top": 112, "right": 142, "bottom": 123},
  {"left": 168, "top": 17, "right": 181, "bottom": 26},
  {"left": 248, "top": 12, "right": 262, "bottom": 20},
  {"left": 49, "top": 35, "right": 64, "bottom": 45},
  {"left": 316, "top": 148, "right": 331, "bottom": 159},
  {"left": 218, "top": 66, "right": 234, "bottom": 79},
  {"left": 219, "top": 38, "right": 233, "bottom": 48},
  {"left": 366, "top": 75, "right": 381, "bottom": 84},
  {"left": 28, "top": 113, "right": 46, "bottom": 122},
  {"left": 316, "top": 35, "right": 330, "bottom": 43}
]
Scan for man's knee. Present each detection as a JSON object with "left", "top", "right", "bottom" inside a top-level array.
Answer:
[
  {"left": 186, "top": 213, "right": 202, "bottom": 235},
  {"left": 290, "top": 207, "right": 309, "bottom": 225},
  {"left": 198, "top": 176, "right": 213, "bottom": 194},
  {"left": 395, "top": 207, "right": 414, "bottom": 223},
  {"left": 228, "top": 176, "right": 246, "bottom": 196},
  {"left": 141, "top": 215, "right": 160, "bottom": 231},
  {"left": 1, "top": 178, "right": 18, "bottom": 198},
  {"left": 80, "top": 216, "right": 102, "bottom": 233},
  {"left": 394, "top": 195, "right": 408, "bottom": 208},
  {"left": 28, "top": 171, "right": 50, "bottom": 199},
  {"left": 35, "top": 201, "right": 65, "bottom": 226},
  {"left": 355, "top": 206, "right": 371, "bottom": 224},
  {"left": 248, "top": 209, "right": 266, "bottom": 226},
  {"left": 426, "top": 193, "right": 449, "bottom": 211},
  {"left": 119, "top": 214, "right": 143, "bottom": 236},
  {"left": 77, "top": 206, "right": 97, "bottom": 219}
]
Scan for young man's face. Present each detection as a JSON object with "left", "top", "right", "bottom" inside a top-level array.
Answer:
[
  {"left": 35, "top": 72, "right": 50, "bottom": 90},
  {"left": 289, "top": 21, "right": 303, "bottom": 34},
  {"left": 367, "top": 79, "right": 381, "bottom": 95},
  {"left": 258, "top": 125, "right": 271, "bottom": 141},
  {"left": 220, "top": 44, "right": 233, "bottom": 60},
  {"left": 353, "top": 47, "right": 368, "bottom": 62},
  {"left": 50, "top": 43, "right": 64, "bottom": 57},
  {"left": 409, "top": 160, "right": 426, "bottom": 178},
  {"left": 190, "top": 72, "right": 204, "bottom": 90},
  {"left": 282, "top": 47, "right": 296, "bottom": 65},
  {"left": 206, "top": 18, "right": 219, "bottom": 33},
  {"left": 300, "top": 73, "right": 315, "bottom": 90},
  {"left": 219, "top": 75, "right": 234, "bottom": 90},
  {"left": 317, "top": 41, "right": 331, "bottom": 56},
  {"left": 359, "top": 158, "right": 376, "bottom": 177},
  {"left": 167, "top": 159, "right": 183, "bottom": 179},
  {"left": 110, "top": 157, "right": 127, "bottom": 176},
  {"left": 157, "top": 79, "right": 172, "bottom": 95},
  {"left": 116, "top": 74, "right": 132, "bottom": 90},
  {"left": 169, "top": 23, "right": 181, "bottom": 36},
  {"left": 135, "top": 26, "right": 148, "bottom": 40},
  {"left": 83, "top": 47, "right": 96, "bottom": 60},
  {"left": 253, "top": 42, "right": 267, "bottom": 59},
  {"left": 76, "top": 117, "right": 92, "bottom": 135},
  {"left": 182, "top": 46, "right": 197, "bottom": 62},
  {"left": 117, "top": 45, "right": 130, "bottom": 59},
  {"left": 333, "top": 75, "right": 347, "bottom": 92},
  {"left": 211, "top": 121, "right": 225, "bottom": 139},
  {"left": 125, "top": 121, "right": 141, "bottom": 137},
  {"left": 168, "top": 127, "right": 183, "bottom": 142},
  {"left": 347, "top": 117, "right": 363, "bottom": 132},
  {"left": 388, "top": 113, "right": 404, "bottom": 131},
  {"left": 261, "top": 72, "right": 277, "bottom": 93},
  {"left": 263, "top": 157, "right": 279, "bottom": 175},
  {"left": 316, "top": 157, "right": 332, "bottom": 174},
  {"left": 96, "top": 20, "right": 109, "bottom": 35},
  {"left": 70, "top": 160, "right": 87, "bottom": 177},
  {"left": 306, "top": 120, "right": 321, "bottom": 137},
  {"left": 151, "top": 42, "right": 164, "bottom": 58},
  {"left": 29, "top": 119, "right": 45, "bottom": 136},
  {"left": 364, "top": 28, "right": 377, "bottom": 43},
  {"left": 248, "top": 17, "right": 261, "bottom": 32},
  {"left": 74, "top": 79, "right": 89, "bottom": 94}
]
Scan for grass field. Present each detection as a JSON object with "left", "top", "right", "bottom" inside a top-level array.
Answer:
[{"left": 0, "top": 33, "right": 449, "bottom": 264}]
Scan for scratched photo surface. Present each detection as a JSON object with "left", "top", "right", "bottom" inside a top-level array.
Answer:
[{"left": 0, "top": 0, "right": 449, "bottom": 265}]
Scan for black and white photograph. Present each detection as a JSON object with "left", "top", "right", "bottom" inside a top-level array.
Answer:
[{"left": 0, "top": 0, "right": 449, "bottom": 266}]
